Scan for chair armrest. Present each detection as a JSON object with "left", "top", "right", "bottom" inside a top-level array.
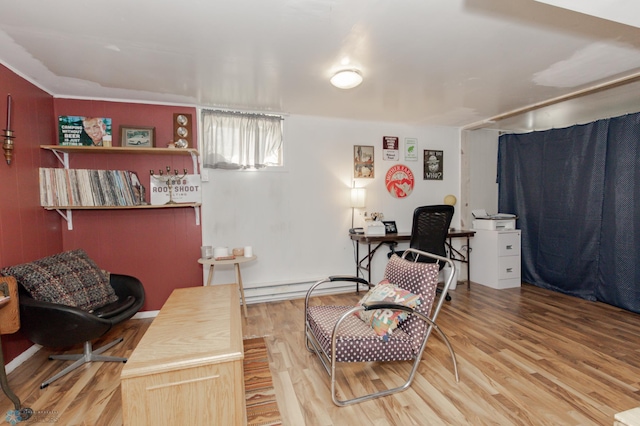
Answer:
[
  {"left": 327, "top": 275, "right": 369, "bottom": 285},
  {"left": 107, "top": 273, "right": 145, "bottom": 323},
  {"left": 305, "top": 275, "right": 371, "bottom": 312},
  {"left": 362, "top": 301, "right": 414, "bottom": 314}
]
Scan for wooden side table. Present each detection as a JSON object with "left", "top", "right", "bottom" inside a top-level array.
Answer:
[
  {"left": 198, "top": 255, "right": 257, "bottom": 318},
  {"left": 0, "top": 277, "right": 32, "bottom": 421}
]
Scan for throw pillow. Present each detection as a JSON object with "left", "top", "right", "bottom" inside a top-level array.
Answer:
[
  {"left": 355, "top": 280, "right": 422, "bottom": 340},
  {"left": 1, "top": 249, "right": 118, "bottom": 312}
]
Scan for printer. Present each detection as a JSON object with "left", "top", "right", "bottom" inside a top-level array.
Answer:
[{"left": 472, "top": 209, "right": 517, "bottom": 231}]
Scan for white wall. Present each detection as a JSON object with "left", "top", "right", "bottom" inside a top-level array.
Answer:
[
  {"left": 465, "top": 129, "right": 500, "bottom": 224},
  {"left": 200, "top": 114, "right": 461, "bottom": 302}
]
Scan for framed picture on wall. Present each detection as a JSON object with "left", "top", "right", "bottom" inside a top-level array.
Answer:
[
  {"left": 120, "top": 126, "right": 155, "bottom": 148},
  {"left": 424, "top": 149, "right": 443, "bottom": 180},
  {"left": 354, "top": 145, "right": 374, "bottom": 178},
  {"left": 404, "top": 138, "right": 418, "bottom": 161}
]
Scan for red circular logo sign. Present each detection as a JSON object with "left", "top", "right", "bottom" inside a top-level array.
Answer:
[{"left": 385, "top": 165, "right": 414, "bottom": 198}]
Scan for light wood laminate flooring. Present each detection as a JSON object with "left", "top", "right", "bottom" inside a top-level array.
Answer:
[{"left": 1, "top": 282, "right": 640, "bottom": 425}]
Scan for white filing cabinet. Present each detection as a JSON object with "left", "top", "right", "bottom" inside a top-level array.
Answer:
[{"left": 470, "top": 229, "right": 521, "bottom": 289}]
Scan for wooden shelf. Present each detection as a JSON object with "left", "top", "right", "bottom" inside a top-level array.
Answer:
[
  {"left": 40, "top": 145, "right": 198, "bottom": 156},
  {"left": 40, "top": 145, "right": 203, "bottom": 229},
  {"left": 44, "top": 204, "right": 202, "bottom": 230},
  {"left": 43, "top": 203, "right": 201, "bottom": 211}
]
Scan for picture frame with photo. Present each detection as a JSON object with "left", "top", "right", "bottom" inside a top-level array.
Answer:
[
  {"left": 382, "top": 220, "right": 398, "bottom": 234},
  {"left": 120, "top": 126, "right": 155, "bottom": 148}
]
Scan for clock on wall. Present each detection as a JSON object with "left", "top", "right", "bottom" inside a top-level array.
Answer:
[{"left": 173, "top": 113, "right": 192, "bottom": 148}]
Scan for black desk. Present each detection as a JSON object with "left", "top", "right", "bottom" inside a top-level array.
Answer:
[{"left": 349, "top": 230, "right": 475, "bottom": 288}]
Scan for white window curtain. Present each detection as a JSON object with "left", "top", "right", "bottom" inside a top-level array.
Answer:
[{"left": 201, "top": 109, "right": 283, "bottom": 169}]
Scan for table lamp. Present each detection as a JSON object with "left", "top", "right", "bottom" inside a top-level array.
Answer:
[{"left": 350, "top": 187, "right": 366, "bottom": 228}]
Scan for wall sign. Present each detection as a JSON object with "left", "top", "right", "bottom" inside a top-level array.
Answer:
[
  {"left": 424, "top": 149, "right": 443, "bottom": 180},
  {"left": 58, "top": 116, "right": 112, "bottom": 147},
  {"left": 382, "top": 136, "right": 399, "bottom": 161},
  {"left": 404, "top": 138, "right": 417, "bottom": 161},
  {"left": 385, "top": 164, "right": 414, "bottom": 198},
  {"left": 150, "top": 174, "right": 202, "bottom": 205}
]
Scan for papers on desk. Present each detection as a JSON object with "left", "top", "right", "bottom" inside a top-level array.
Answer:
[{"left": 364, "top": 221, "right": 385, "bottom": 236}]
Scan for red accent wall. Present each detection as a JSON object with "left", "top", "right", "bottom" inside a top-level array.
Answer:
[
  {"left": 0, "top": 64, "right": 61, "bottom": 362},
  {"left": 53, "top": 100, "right": 202, "bottom": 311},
  {"left": 0, "top": 68, "right": 203, "bottom": 364}
]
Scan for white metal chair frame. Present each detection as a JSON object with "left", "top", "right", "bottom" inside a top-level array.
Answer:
[{"left": 304, "top": 248, "right": 459, "bottom": 406}]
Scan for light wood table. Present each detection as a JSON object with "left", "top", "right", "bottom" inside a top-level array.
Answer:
[
  {"left": 121, "top": 284, "right": 246, "bottom": 425},
  {"left": 198, "top": 255, "right": 256, "bottom": 318}
]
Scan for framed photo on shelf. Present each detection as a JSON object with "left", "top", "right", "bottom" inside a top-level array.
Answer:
[
  {"left": 120, "top": 126, "right": 155, "bottom": 148},
  {"left": 382, "top": 220, "right": 398, "bottom": 234}
]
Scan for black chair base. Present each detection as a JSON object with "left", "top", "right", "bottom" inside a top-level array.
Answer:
[{"left": 41, "top": 338, "right": 126, "bottom": 389}]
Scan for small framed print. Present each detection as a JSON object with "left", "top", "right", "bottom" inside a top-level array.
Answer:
[
  {"left": 382, "top": 220, "right": 397, "bottom": 234},
  {"left": 354, "top": 145, "right": 374, "bottom": 178},
  {"left": 404, "top": 138, "right": 418, "bottom": 161},
  {"left": 424, "top": 149, "right": 443, "bottom": 180},
  {"left": 120, "top": 126, "right": 155, "bottom": 148}
]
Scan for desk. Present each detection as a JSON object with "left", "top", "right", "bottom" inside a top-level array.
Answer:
[
  {"left": 121, "top": 284, "right": 246, "bottom": 425},
  {"left": 198, "top": 255, "right": 256, "bottom": 318},
  {"left": 349, "top": 230, "right": 475, "bottom": 288}
]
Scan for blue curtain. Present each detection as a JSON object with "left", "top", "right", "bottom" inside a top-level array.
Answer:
[{"left": 498, "top": 112, "right": 640, "bottom": 313}]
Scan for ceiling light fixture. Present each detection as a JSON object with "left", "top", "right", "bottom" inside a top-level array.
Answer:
[{"left": 330, "top": 69, "right": 363, "bottom": 89}]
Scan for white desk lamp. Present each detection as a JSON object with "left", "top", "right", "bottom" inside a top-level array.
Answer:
[{"left": 350, "top": 187, "right": 366, "bottom": 228}]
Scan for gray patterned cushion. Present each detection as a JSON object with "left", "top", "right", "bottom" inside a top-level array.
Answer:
[{"left": 1, "top": 249, "right": 118, "bottom": 312}]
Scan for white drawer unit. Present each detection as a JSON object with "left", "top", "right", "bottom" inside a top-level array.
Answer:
[{"left": 470, "top": 229, "right": 521, "bottom": 289}]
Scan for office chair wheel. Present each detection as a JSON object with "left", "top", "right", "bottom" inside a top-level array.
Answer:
[{"left": 445, "top": 293, "right": 451, "bottom": 301}]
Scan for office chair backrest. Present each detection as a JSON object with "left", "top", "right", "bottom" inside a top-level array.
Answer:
[{"left": 409, "top": 205, "right": 454, "bottom": 267}]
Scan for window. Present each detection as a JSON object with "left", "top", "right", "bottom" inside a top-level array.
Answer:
[{"left": 200, "top": 109, "right": 283, "bottom": 169}]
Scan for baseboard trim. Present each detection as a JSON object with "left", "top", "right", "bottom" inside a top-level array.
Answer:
[{"left": 5, "top": 344, "right": 41, "bottom": 375}]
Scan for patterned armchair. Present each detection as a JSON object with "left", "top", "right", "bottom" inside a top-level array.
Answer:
[{"left": 304, "top": 248, "right": 459, "bottom": 406}]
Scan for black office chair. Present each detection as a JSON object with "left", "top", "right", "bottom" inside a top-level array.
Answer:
[{"left": 390, "top": 205, "right": 454, "bottom": 300}]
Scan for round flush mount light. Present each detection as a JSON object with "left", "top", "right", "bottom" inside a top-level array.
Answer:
[{"left": 330, "top": 69, "right": 363, "bottom": 89}]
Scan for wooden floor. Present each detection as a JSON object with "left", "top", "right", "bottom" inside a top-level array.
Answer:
[{"left": 2, "top": 282, "right": 640, "bottom": 425}]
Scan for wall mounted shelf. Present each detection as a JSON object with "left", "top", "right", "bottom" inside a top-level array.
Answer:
[
  {"left": 40, "top": 145, "right": 202, "bottom": 230},
  {"left": 40, "top": 145, "right": 200, "bottom": 172}
]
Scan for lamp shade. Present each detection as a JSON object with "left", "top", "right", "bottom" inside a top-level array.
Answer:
[{"left": 350, "top": 188, "right": 366, "bottom": 208}]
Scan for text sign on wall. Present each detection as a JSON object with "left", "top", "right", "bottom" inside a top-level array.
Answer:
[{"left": 382, "top": 136, "right": 399, "bottom": 161}]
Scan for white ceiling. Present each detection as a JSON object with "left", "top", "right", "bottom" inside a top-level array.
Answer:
[{"left": 1, "top": 0, "right": 640, "bottom": 132}]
